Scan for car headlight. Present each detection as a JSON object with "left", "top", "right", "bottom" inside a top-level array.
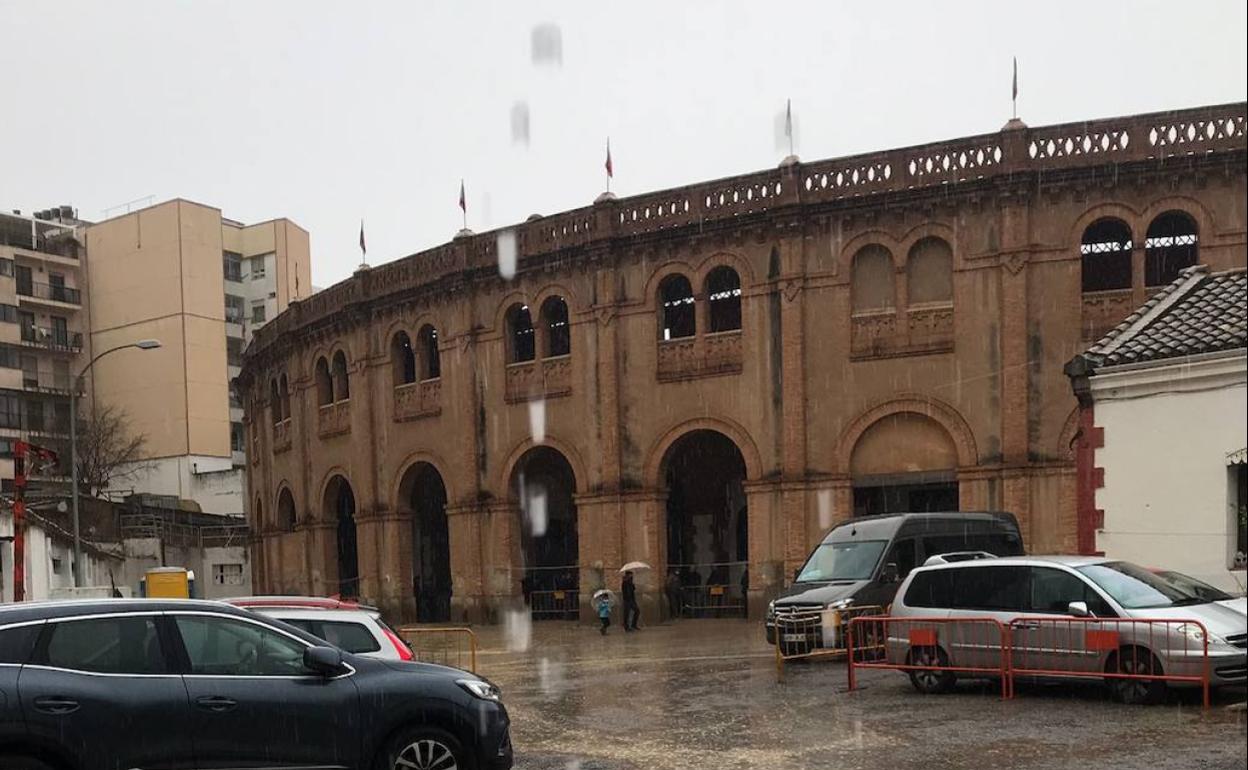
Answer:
[
  {"left": 457, "top": 678, "right": 501, "bottom": 702},
  {"left": 826, "top": 598, "right": 854, "bottom": 611},
  {"left": 1175, "top": 623, "right": 1222, "bottom": 645},
  {"left": 767, "top": 600, "right": 776, "bottom": 616}
]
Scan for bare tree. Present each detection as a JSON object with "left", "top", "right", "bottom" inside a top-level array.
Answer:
[{"left": 74, "top": 404, "right": 152, "bottom": 497}]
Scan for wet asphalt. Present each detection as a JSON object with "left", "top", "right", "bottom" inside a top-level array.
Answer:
[{"left": 465, "top": 619, "right": 1247, "bottom": 770}]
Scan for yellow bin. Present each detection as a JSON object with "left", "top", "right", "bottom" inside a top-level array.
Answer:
[{"left": 144, "top": 567, "right": 193, "bottom": 599}]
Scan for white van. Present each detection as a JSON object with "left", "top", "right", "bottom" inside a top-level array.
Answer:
[{"left": 888, "top": 556, "right": 1247, "bottom": 703}]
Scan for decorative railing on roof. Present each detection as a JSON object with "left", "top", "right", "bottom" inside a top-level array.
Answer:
[{"left": 246, "top": 101, "right": 1245, "bottom": 359}]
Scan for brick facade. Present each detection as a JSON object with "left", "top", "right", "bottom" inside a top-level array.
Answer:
[{"left": 238, "top": 103, "right": 1247, "bottom": 623}]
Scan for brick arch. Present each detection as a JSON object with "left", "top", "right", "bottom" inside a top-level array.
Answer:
[
  {"left": 897, "top": 222, "right": 958, "bottom": 267},
  {"left": 390, "top": 450, "right": 455, "bottom": 512},
  {"left": 531, "top": 283, "right": 579, "bottom": 316},
  {"left": 838, "top": 229, "right": 901, "bottom": 276},
  {"left": 835, "top": 395, "right": 978, "bottom": 475},
  {"left": 1140, "top": 195, "right": 1215, "bottom": 241},
  {"left": 693, "top": 250, "right": 756, "bottom": 290},
  {"left": 273, "top": 482, "right": 299, "bottom": 530},
  {"left": 498, "top": 435, "right": 589, "bottom": 499},
  {"left": 1069, "top": 202, "right": 1142, "bottom": 249},
  {"left": 642, "top": 260, "right": 700, "bottom": 311},
  {"left": 316, "top": 467, "right": 355, "bottom": 523},
  {"left": 490, "top": 290, "right": 534, "bottom": 339},
  {"left": 643, "top": 416, "right": 764, "bottom": 489}
]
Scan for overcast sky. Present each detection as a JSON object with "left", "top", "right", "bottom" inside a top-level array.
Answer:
[{"left": 2, "top": 0, "right": 1245, "bottom": 287}]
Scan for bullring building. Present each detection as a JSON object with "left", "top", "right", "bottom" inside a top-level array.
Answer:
[{"left": 238, "top": 101, "right": 1247, "bottom": 624}]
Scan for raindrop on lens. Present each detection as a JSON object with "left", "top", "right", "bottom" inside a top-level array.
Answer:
[
  {"left": 818, "top": 489, "right": 834, "bottom": 529},
  {"left": 530, "top": 23, "right": 563, "bottom": 67},
  {"left": 528, "top": 398, "right": 546, "bottom": 443},
  {"left": 497, "top": 230, "right": 517, "bottom": 280}
]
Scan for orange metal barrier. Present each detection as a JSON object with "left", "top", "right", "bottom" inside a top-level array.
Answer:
[
  {"left": 774, "top": 605, "right": 886, "bottom": 677},
  {"left": 397, "top": 626, "right": 479, "bottom": 673},
  {"left": 1006, "top": 616, "right": 1210, "bottom": 707},
  {"left": 847, "top": 616, "right": 1011, "bottom": 699}
]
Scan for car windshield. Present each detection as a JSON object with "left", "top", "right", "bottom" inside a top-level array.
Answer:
[
  {"left": 795, "top": 540, "right": 887, "bottom": 582},
  {"left": 1077, "top": 561, "right": 1205, "bottom": 609},
  {"left": 1156, "top": 571, "right": 1234, "bottom": 602}
]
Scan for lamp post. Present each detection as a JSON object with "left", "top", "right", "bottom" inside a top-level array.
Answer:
[{"left": 71, "top": 338, "right": 161, "bottom": 587}]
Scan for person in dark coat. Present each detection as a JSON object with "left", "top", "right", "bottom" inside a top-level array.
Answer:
[{"left": 622, "top": 570, "right": 641, "bottom": 631}]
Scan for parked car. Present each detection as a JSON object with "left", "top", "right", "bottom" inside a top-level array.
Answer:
[
  {"left": 889, "top": 556, "right": 1248, "bottom": 703},
  {"left": 226, "top": 596, "right": 415, "bottom": 661},
  {"left": 766, "top": 512, "right": 1024, "bottom": 652},
  {"left": 0, "top": 599, "right": 512, "bottom": 770},
  {"left": 1151, "top": 569, "right": 1247, "bottom": 616}
]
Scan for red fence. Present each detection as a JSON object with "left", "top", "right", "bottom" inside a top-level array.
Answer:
[
  {"left": 846, "top": 616, "right": 1213, "bottom": 708},
  {"left": 1005, "top": 616, "right": 1210, "bottom": 707}
]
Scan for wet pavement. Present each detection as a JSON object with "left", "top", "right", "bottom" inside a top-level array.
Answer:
[{"left": 466, "top": 619, "right": 1247, "bottom": 770}]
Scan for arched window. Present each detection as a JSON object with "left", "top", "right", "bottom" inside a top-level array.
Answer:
[
  {"left": 1145, "top": 211, "right": 1199, "bottom": 287},
  {"left": 1080, "top": 219, "right": 1133, "bottom": 292},
  {"left": 852, "top": 245, "right": 895, "bottom": 312},
  {"left": 269, "top": 378, "right": 282, "bottom": 423},
  {"left": 314, "top": 357, "right": 333, "bottom": 406},
  {"left": 391, "top": 331, "right": 416, "bottom": 386},
  {"left": 540, "top": 297, "right": 571, "bottom": 357},
  {"left": 331, "top": 351, "right": 350, "bottom": 400},
  {"left": 907, "top": 238, "right": 953, "bottom": 305},
  {"left": 277, "top": 487, "right": 297, "bottom": 532},
  {"left": 659, "top": 274, "right": 696, "bottom": 340},
  {"left": 418, "top": 324, "right": 441, "bottom": 380},
  {"left": 506, "top": 304, "right": 536, "bottom": 363},
  {"left": 279, "top": 373, "right": 290, "bottom": 419},
  {"left": 706, "top": 267, "right": 742, "bottom": 332}
]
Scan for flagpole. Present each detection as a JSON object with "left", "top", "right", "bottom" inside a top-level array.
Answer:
[
  {"left": 606, "top": 138, "right": 611, "bottom": 194},
  {"left": 1012, "top": 57, "right": 1018, "bottom": 120}
]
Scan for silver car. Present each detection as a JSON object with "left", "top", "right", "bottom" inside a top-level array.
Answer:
[{"left": 887, "top": 555, "right": 1248, "bottom": 703}]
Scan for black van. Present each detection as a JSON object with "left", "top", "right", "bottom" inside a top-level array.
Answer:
[{"left": 765, "top": 511, "right": 1023, "bottom": 649}]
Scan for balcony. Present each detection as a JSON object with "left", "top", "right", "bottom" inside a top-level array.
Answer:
[
  {"left": 317, "top": 400, "right": 351, "bottom": 438},
  {"left": 850, "top": 305, "right": 954, "bottom": 360},
  {"left": 18, "top": 281, "right": 81, "bottom": 307},
  {"left": 504, "top": 356, "right": 573, "bottom": 403},
  {"left": 19, "top": 326, "right": 83, "bottom": 353},
  {"left": 273, "top": 418, "right": 292, "bottom": 453},
  {"left": 22, "top": 371, "right": 73, "bottom": 393},
  {"left": 394, "top": 379, "right": 442, "bottom": 421},
  {"left": 656, "top": 331, "right": 744, "bottom": 383}
]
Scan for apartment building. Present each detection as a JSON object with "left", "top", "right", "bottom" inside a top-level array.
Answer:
[
  {"left": 0, "top": 206, "right": 89, "bottom": 488},
  {"left": 84, "top": 199, "right": 310, "bottom": 514}
]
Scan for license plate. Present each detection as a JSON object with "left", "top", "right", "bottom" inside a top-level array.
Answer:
[
  {"left": 782, "top": 634, "right": 808, "bottom": 643},
  {"left": 709, "top": 586, "right": 724, "bottom": 596}
]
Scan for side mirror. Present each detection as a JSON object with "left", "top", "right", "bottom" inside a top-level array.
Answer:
[
  {"left": 304, "top": 645, "right": 345, "bottom": 676},
  {"left": 1067, "top": 600, "right": 1091, "bottom": 618},
  {"left": 881, "top": 562, "right": 900, "bottom": 584}
]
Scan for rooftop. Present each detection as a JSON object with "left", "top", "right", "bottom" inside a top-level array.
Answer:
[{"left": 1073, "top": 265, "right": 1247, "bottom": 371}]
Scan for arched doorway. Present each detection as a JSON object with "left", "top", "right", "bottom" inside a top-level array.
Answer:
[
  {"left": 324, "top": 475, "right": 359, "bottom": 598},
  {"left": 399, "top": 462, "right": 452, "bottom": 623},
  {"left": 511, "top": 446, "right": 579, "bottom": 620},
  {"left": 850, "top": 412, "right": 959, "bottom": 515},
  {"left": 662, "top": 430, "right": 748, "bottom": 618}
]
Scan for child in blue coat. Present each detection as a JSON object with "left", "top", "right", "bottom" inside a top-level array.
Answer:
[{"left": 594, "top": 592, "right": 613, "bottom": 635}]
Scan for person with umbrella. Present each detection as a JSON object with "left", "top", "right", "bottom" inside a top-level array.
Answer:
[
  {"left": 618, "top": 561, "right": 650, "bottom": 632},
  {"left": 592, "top": 588, "right": 615, "bottom": 635}
]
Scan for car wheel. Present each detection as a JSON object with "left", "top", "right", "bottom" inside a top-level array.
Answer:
[
  {"left": 379, "top": 726, "right": 468, "bottom": 770},
  {"left": 1106, "top": 647, "right": 1166, "bottom": 705},
  {"left": 906, "top": 645, "right": 956, "bottom": 694}
]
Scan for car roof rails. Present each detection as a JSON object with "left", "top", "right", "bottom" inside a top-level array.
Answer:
[{"left": 922, "top": 551, "right": 999, "bottom": 566}]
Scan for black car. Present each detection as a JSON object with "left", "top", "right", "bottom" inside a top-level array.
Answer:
[
  {"left": 0, "top": 599, "right": 512, "bottom": 770},
  {"left": 767, "top": 512, "right": 1024, "bottom": 651}
]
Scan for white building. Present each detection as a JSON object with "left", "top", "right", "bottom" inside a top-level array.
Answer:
[
  {"left": 0, "top": 508, "right": 122, "bottom": 602},
  {"left": 1067, "top": 265, "right": 1247, "bottom": 592}
]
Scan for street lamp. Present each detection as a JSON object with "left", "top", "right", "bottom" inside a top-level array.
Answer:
[{"left": 71, "top": 338, "right": 161, "bottom": 587}]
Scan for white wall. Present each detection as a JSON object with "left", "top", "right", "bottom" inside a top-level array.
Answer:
[
  {"left": 115, "top": 455, "right": 245, "bottom": 515},
  {"left": 1093, "top": 354, "right": 1248, "bottom": 592},
  {"left": 0, "top": 511, "right": 121, "bottom": 602}
]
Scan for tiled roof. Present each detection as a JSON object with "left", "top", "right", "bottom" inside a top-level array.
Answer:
[{"left": 1078, "top": 265, "right": 1246, "bottom": 369}]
